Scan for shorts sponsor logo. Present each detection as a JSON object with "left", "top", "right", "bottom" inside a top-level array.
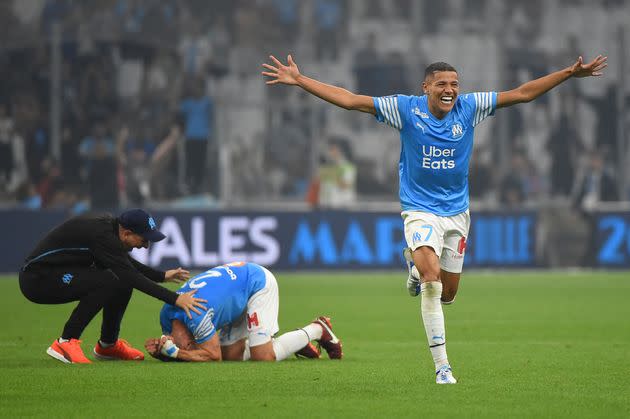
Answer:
[
  {"left": 62, "top": 273, "right": 73, "bottom": 284},
  {"left": 413, "top": 224, "right": 433, "bottom": 244},
  {"left": 247, "top": 312, "right": 260, "bottom": 329},
  {"left": 458, "top": 237, "right": 467, "bottom": 254}
]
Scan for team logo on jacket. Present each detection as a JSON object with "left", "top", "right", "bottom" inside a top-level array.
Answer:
[{"left": 452, "top": 123, "right": 463, "bottom": 138}]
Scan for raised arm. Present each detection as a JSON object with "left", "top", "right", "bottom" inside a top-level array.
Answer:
[
  {"left": 497, "top": 55, "right": 607, "bottom": 109},
  {"left": 262, "top": 54, "right": 376, "bottom": 114}
]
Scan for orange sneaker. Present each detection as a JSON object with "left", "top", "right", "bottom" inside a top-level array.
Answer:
[
  {"left": 94, "top": 339, "right": 144, "bottom": 361},
  {"left": 47, "top": 339, "right": 92, "bottom": 364}
]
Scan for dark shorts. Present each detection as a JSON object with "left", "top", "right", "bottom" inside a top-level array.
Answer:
[{"left": 19, "top": 265, "right": 122, "bottom": 304}]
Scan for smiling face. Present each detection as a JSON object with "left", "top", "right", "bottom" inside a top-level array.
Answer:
[{"left": 423, "top": 70, "right": 459, "bottom": 119}]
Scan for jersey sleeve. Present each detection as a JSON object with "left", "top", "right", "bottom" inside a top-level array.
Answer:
[
  {"left": 465, "top": 92, "right": 497, "bottom": 127},
  {"left": 91, "top": 235, "right": 178, "bottom": 305},
  {"left": 372, "top": 95, "right": 408, "bottom": 130},
  {"left": 189, "top": 308, "right": 216, "bottom": 344}
]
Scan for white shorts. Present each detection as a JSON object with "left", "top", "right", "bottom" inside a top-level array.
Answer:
[
  {"left": 402, "top": 210, "right": 470, "bottom": 274},
  {"left": 218, "top": 267, "right": 280, "bottom": 348}
]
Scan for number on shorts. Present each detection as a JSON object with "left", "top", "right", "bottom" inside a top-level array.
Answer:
[{"left": 413, "top": 224, "right": 433, "bottom": 244}]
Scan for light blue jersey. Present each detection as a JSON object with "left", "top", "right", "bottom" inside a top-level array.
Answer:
[
  {"left": 160, "top": 262, "right": 267, "bottom": 343},
  {"left": 373, "top": 92, "right": 497, "bottom": 216}
]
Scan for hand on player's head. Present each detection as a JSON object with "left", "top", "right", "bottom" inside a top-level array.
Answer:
[
  {"left": 571, "top": 55, "right": 608, "bottom": 78},
  {"left": 262, "top": 54, "right": 300, "bottom": 85}
]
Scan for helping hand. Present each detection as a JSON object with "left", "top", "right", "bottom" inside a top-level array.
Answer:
[
  {"left": 175, "top": 289, "right": 207, "bottom": 319},
  {"left": 165, "top": 267, "right": 190, "bottom": 283},
  {"left": 570, "top": 55, "right": 607, "bottom": 78},
  {"left": 262, "top": 54, "right": 301, "bottom": 85}
]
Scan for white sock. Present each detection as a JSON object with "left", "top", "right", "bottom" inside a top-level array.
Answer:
[
  {"left": 272, "top": 329, "right": 310, "bottom": 361},
  {"left": 301, "top": 323, "right": 323, "bottom": 341},
  {"left": 99, "top": 340, "right": 115, "bottom": 348},
  {"left": 58, "top": 337, "right": 70, "bottom": 344},
  {"left": 421, "top": 281, "right": 449, "bottom": 370}
]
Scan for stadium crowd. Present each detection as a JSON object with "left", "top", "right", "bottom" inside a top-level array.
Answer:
[{"left": 0, "top": 0, "right": 628, "bottom": 213}]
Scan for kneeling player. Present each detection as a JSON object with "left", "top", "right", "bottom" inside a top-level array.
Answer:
[{"left": 144, "top": 262, "right": 342, "bottom": 362}]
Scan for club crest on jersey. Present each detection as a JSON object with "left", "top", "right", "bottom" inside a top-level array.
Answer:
[{"left": 451, "top": 123, "right": 463, "bottom": 138}]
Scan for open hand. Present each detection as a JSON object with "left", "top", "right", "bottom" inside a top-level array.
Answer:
[
  {"left": 175, "top": 289, "right": 207, "bottom": 319},
  {"left": 570, "top": 55, "right": 607, "bottom": 78},
  {"left": 262, "top": 54, "right": 301, "bottom": 85},
  {"left": 165, "top": 267, "right": 190, "bottom": 283}
]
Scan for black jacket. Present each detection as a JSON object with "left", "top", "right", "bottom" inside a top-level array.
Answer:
[{"left": 22, "top": 213, "right": 178, "bottom": 305}]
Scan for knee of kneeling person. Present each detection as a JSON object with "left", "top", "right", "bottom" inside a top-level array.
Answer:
[
  {"left": 250, "top": 351, "right": 276, "bottom": 362},
  {"left": 249, "top": 343, "right": 276, "bottom": 361}
]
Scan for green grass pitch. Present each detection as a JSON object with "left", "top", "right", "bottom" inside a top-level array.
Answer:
[{"left": 1, "top": 271, "right": 629, "bottom": 418}]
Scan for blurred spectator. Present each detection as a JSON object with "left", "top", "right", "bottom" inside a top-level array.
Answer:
[
  {"left": 468, "top": 152, "right": 494, "bottom": 202},
  {"left": 572, "top": 150, "right": 619, "bottom": 212},
  {"left": 79, "top": 122, "right": 119, "bottom": 209},
  {"left": 499, "top": 150, "right": 529, "bottom": 208},
  {"left": 16, "top": 182, "right": 42, "bottom": 210},
  {"left": 60, "top": 125, "right": 81, "bottom": 183},
  {"left": 118, "top": 123, "right": 156, "bottom": 205},
  {"left": 581, "top": 83, "right": 630, "bottom": 166},
  {"left": 572, "top": 150, "right": 619, "bottom": 266},
  {"left": 36, "top": 157, "right": 64, "bottom": 208},
  {"left": 314, "top": 0, "right": 345, "bottom": 61},
  {"left": 0, "top": 104, "right": 28, "bottom": 197},
  {"left": 546, "top": 101, "right": 583, "bottom": 197},
  {"left": 316, "top": 139, "right": 357, "bottom": 208},
  {"left": 179, "top": 78, "right": 214, "bottom": 195},
  {"left": 206, "top": 15, "right": 231, "bottom": 78},
  {"left": 178, "top": 18, "right": 212, "bottom": 76},
  {"left": 353, "top": 32, "right": 386, "bottom": 96},
  {"left": 149, "top": 125, "right": 183, "bottom": 201}
]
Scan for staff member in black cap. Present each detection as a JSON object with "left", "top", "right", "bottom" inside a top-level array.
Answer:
[{"left": 19, "top": 208, "right": 207, "bottom": 364}]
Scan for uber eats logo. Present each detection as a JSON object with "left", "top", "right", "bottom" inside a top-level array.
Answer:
[{"left": 422, "top": 145, "right": 455, "bottom": 169}]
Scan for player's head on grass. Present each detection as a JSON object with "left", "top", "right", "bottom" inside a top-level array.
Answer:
[{"left": 422, "top": 62, "right": 459, "bottom": 119}]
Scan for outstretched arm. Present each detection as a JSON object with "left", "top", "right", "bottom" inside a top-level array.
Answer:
[
  {"left": 262, "top": 54, "right": 376, "bottom": 114},
  {"left": 497, "top": 55, "right": 607, "bottom": 108}
]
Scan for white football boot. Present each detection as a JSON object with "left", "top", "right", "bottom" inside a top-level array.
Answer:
[
  {"left": 435, "top": 365, "right": 457, "bottom": 384},
  {"left": 403, "top": 247, "right": 421, "bottom": 297}
]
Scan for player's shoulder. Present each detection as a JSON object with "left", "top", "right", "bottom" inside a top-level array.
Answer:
[{"left": 458, "top": 91, "right": 496, "bottom": 106}]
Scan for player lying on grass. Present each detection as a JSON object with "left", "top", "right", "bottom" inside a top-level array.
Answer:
[
  {"left": 262, "top": 53, "right": 607, "bottom": 383},
  {"left": 144, "top": 262, "right": 342, "bottom": 362}
]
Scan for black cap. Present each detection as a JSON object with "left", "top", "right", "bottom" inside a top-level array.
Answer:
[{"left": 118, "top": 209, "right": 166, "bottom": 242}]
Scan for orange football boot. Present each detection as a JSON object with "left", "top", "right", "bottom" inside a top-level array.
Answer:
[
  {"left": 47, "top": 339, "right": 92, "bottom": 364},
  {"left": 93, "top": 339, "right": 144, "bottom": 361}
]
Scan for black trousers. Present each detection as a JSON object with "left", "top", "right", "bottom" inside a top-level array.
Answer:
[{"left": 19, "top": 265, "right": 133, "bottom": 342}]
